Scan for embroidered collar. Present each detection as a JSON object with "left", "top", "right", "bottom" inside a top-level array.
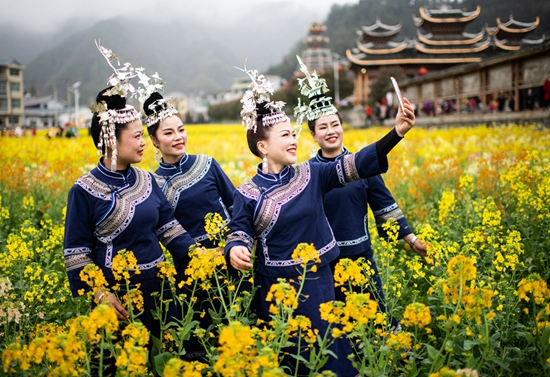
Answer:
[
  {"left": 97, "top": 158, "right": 132, "bottom": 181},
  {"left": 257, "top": 164, "right": 291, "bottom": 184},
  {"left": 315, "top": 146, "right": 350, "bottom": 163},
  {"left": 159, "top": 153, "right": 189, "bottom": 172}
]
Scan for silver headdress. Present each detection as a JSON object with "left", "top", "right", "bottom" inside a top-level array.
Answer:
[
  {"left": 237, "top": 63, "right": 289, "bottom": 133},
  {"left": 91, "top": 40, "right": 141, "bottom": 171},
  {"left": 135, "top": 71, "right": 179, "bottom": 126},
  {"left": 294, "top": 55, "right": 338, "bottom": 128}
]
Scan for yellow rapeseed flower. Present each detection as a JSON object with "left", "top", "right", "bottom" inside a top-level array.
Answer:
[
  {"left": 112, "top": 249, "right": 141, "bottom": 281},
  {"left": 518, "top": 273, "right": 550, "bottom": 305},
  {"left": 291, "top": 243, "right": 320, "bottom": 265},
  {"left": 79, "top": 264, "right": 108, "bottom": 300},
  {"left": 183, "top": 247, "right": 226, "bottom": 286},
  {"left": 401, "top": 302, "right": 432, "bottom": 328},
  {"left": 438, "top": 190, "right": 456, "bottom": 225},
  {"left": 265, "top": 279, "right": 298, "bottom": 313}
]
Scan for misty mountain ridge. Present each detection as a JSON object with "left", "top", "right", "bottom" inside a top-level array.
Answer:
[{"left": 7, "top": 10, "right": 308, "bottom": 104}]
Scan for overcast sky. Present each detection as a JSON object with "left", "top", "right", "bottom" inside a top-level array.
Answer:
[{"left": 1, "top": 0, "right": 356, "bottom": 34}]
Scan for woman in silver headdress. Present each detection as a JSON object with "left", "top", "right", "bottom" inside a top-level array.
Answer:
[
  {"left": 141, "top": 90, "right": 236, "bottom": 361},
  {"left": 224, "top": 65, "right": 416, "bottom": 376},
  {"left": 297, "top": 56, "right": 427, "bottom": 330},
  {"left": 63, "top": 45, "right": 197, "bottom": 366}
]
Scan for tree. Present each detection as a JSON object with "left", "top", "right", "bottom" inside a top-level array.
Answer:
[{"left": 369, "top": 67, "right": 405, "bottom": 106}]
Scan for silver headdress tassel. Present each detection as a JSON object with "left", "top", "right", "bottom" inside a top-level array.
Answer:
[
  {"left": 134, "top": 70, "right": 179, "bottom": 126},
  {"left": 237, "top": 62, "right": 289, "bottom": 133},
  {"left": 92, "top": 40, "right": 141, "bottom": 171},
  {"left": 294, "top": 55, "right": 338, "bottom": 133}
]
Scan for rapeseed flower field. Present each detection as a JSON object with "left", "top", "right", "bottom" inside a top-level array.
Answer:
[{"left": 1, "top": 123, "right": 549, "bottom": 376}]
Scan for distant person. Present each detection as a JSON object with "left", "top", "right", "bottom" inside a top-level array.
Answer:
[
  {"left": 466, "top": 97, "right": 477, "bottom": 112},
  {"left": 385, "top": 90, "right": 394, "bottom": 117},
  {"left": 365, "top": 104, "right": 373, "bottom": 126},
  {"left": 489, "top": 98, "right": 498, "bottom": 113},
  {"left": 379, "top": 97, "right": 388, "bottom": 121},
  {"left": 423, "top": 100, "right": 434, "bottom": 116},
  {"left": 543, "top": 72, "right": 550, "bottom": 109},
  {"left": 508, "top": 93, "right": 515, "bottom": 112},
  {"left": 14, "top": 125, "right": 23, "bottom": 137},
  {"left": 525, "top": 88, "right": 535, "bottom": 110},
  {"left": 411, "top": 101, "right": 417, "bottom": 116},
  {"left": 498, "top": 91, "right": 506, "bottom": 112}
]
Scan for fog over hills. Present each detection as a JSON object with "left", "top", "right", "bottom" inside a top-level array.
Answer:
[{"left": 1, "top": 0, "right": 345, "bottom": 104}]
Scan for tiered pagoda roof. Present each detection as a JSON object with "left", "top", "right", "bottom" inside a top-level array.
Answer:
[
  {"left": 305, "top": 21, "right": 330, "bottom": 48},
  {"left": 355, "top": 19, "right": 408, "bottom": 55},
  {"left": 413, "top": 5, "right": 481, "bottom": 36},
  {"left": 486, "top": 16, "right": 544, "bottom": 51},
  {"left": 301, "top": 20, "right": 333, "bottom": 72},
  {"left": 346, "top": 5, "right": 544, "bottom": 69},
  {"left": 358, "top": 18, "right": 402, "bottom": 45}
]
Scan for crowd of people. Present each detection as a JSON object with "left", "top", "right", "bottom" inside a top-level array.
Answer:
[
  {"left": 60, "top": 43, "right": 428, "bottom": 376},
  {"left": 361, "top": 71, "right": 550, "bottom": 125},
  {"left": 0, "top": 122, "right": 77, "bottom": 138}
]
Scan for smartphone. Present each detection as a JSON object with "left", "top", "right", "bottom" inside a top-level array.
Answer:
[{"left": 390, "top": 76, "right": 406, "bottom": 114}]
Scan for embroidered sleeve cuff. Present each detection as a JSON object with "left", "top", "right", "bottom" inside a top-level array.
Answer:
[
  {"left": 64, "top": 252, "right": 93, "bottom": 272},
  {"left": 158, "top": 220, "right": 187, "bottom": 245},
  {"left": 225, "top": 231, "right": 254, "bottom": 254}
]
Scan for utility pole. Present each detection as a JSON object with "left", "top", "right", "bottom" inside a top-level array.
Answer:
[
  {"left": 53, "top": 85, "right": 58, "bottom": 128},
  {"left": 72, "top": 82, "right": 81, "bottom": 127},
  {"left": 66, "top": 80, "right": 71, "bottom": 126},
  {"left": 333, "top": 53, "right": 340, "bottom": 106}
]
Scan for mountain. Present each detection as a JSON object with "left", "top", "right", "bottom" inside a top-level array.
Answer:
[
  {"left": 0, "top": 27, "right": 52, "bottom": 65},
  {"left": 22, "top": 18, "right": 242, "bottom": 104},
  {"left": 11, "top": 3, "right": 311, "bottom": 105}
]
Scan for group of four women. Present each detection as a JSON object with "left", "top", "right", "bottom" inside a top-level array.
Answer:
[{"left": 63, "top": 52, "right": 425, "bottom": 376}]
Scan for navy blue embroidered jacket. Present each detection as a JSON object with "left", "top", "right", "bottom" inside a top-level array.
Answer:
[
  {"left": 225, "top": 144, "right": 388, "bottom": 278},
  {"left": 310, "top": 147, "right": 411, "bottom": 258},
  {"left": 153, "top": 154, "right": 235, "bottom": 249},
  {"left": 63, "top": 160, "right": 196, "bottom": 297}
]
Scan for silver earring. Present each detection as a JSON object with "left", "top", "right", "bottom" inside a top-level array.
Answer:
[
  {"left": 154, "top": 149, "right": 160, "bottom": 162},
  {"left": 310, "top": 144, "right": 318, "bottom": 158},
  {"left": 262, "top": 157, "right": 268, "bottom": 174}
]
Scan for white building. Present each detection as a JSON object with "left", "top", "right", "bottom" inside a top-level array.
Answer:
[
  {"left": 23, "top": 95, "right": 66, "bottom": 128},
  {"left": 230, "top": 75, "right": 282, "bottom": 100}
]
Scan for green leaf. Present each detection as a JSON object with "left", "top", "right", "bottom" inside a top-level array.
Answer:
[
  {"left": 463, "top": 339, "right": 481, "bottom": 351},
  {"left": 487, "top": 356, "right": 511, "bottom": 372},
  {"left": 153, "top": 352, "right": 176, "bottom": 377},
  {"left": 426, "top": 344, "right": 439, "bottom": 360}
]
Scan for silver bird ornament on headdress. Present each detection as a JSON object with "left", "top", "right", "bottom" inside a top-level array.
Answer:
[
  {"left": 90, "top": 40, "right": 141, "bottom": 171},
  {"left": 237, "top": 61, "right": 289, "bottom": 133},
  {"left": 294, "top": 55, "right": 338, "bottom": 130},
  {"left": 133, "top": 70, "right": 179, "bottom": 126}
]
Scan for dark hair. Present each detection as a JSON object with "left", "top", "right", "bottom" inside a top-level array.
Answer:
[
  {"left": 246, "top": 102, "right": 274, "bottom": 158},
  {"left": 143, "top": 92, "right": 164, "bottom": 138},
  {"left": 308, "top": 112, "right": 343, "bottom": 133},
  {"left": 246, "top": 123, "right": 271, "bottom": 158},
  {"left": 90, "top": 87, "right": 130, "bottom": 154}
]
